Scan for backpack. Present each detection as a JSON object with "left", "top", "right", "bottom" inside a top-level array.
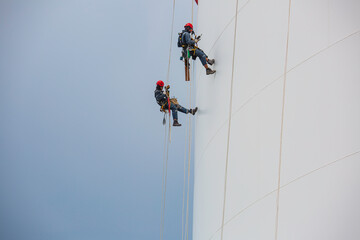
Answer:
[{"left": 177, "top": 30, "right": 186, "bottom": 48}]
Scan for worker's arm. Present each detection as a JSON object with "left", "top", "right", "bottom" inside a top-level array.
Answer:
[
  {"left": 155, "top": 89, "right": 168, "bottom": 103},
  {"left": 182, "top": 32, "right": 196, "bottom": 46}
]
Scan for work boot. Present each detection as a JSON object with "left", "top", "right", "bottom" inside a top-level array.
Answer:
[
  {"left": 190, "top": 107, "right": 198, "bottom": 115},
  {"left": 173, "top": 120, "right": 182, "bottom": 127},
  {"left": 207, "top": 59, "right": 215, "bottom": 65},
  {"left": 206, "top": 68, "right": 216, "bottom": 75}
]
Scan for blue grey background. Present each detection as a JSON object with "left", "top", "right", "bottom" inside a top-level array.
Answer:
[{"left": 0, "top": 0, "right": 197, "bottom": 239}]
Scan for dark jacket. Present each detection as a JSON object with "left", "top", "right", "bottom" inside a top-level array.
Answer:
[
  {"left": 154, "top": 89, "right": 168, "bottom": 106},
  {"left": 182, "top": 31, "right": 196, "bottom": 47}
]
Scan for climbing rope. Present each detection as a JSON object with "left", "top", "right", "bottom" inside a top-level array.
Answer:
[
  {"left": 160, "top": 114, "right": 172, "bottom": 240},
  {"left": 160, "top": 120, "right": 168, "bottom": 240},
  {"left": 161, "top": 1, "right": 199, "bottom": 239},
  {"left": 185, "top": 70, "right": 194, "bottom": 240},
  {"left": 183, "top": 2, "right": 196, "bottom": 240},
  {"left": 161, "top": 120, "right": 171, "bottom": 240},
  {"left": 165, "top": 0, "right": 177, "bottom": 85},
  {"left": 181, "top": 73, "right": 191, "bottom": 240},
  {"left": 181, "top": 120, "right": 188, "bottom": 240},
  {"left": 184, "top": 79, "right": 192, "bottom": 240},
  {"left": 160, "top": 0, "right": 176, "bottom": 240}
]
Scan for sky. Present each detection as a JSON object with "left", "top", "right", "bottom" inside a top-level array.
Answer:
[{"left": 0, "top": 0, "right": 198, "bottom": 239}]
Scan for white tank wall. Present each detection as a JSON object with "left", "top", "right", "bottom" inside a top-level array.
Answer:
[{"left": 193, "top": 0, "right": 360, "bottom": 239}]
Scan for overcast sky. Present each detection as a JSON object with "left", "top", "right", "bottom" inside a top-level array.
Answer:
[{"left": 0, "top": 0, "right": 198, "bottom": 239}]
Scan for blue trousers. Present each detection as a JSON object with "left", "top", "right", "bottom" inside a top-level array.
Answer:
[
  {"left": 166, "top": 103, "right": 189, "bottom": 120},
  {"left": 191, "top": 48, "right": 208, "bottom": 66}
]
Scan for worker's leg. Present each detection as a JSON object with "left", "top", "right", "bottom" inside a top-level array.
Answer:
[
  {"left": 169, "top": 103, "right": 179, "bottom": 120},
  {"left": 175, "top": 104, "right": 190, "bottom": 114},
  {"left": 195, "top": 48, "right": 208, "bottom": 66},
  {"left": 195, "top": 48, "right": 216, "bottom": 75},
  {"left": 171, "top": 109, "right": 178, "bottom": 120},
  {"left": 171, "top": 103, "right": 191, "bottom": 117},
  {"left": 169, "top": 103, "right": 183, "bottom": 126}
]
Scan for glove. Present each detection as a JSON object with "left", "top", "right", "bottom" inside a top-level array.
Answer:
[
  {"left": 194, "top": 39, "right": 199, "bottom": 43},
  {"left": 165, "top": 85, "right": 170, "bottom": 90}
]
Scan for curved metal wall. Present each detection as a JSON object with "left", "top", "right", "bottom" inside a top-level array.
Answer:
[{"left": 193, "top": 0, "right": 360, "bottom": 239}]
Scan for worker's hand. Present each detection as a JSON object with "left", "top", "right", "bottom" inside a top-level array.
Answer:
[
  {"left": 165, "top": 85, "right": 170, "bottom": 90},
  {"left": 194, "top": 39, "right": 199, "bottom": 43}
]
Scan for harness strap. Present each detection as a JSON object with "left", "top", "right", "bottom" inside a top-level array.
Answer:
[{"left": 160, "top": 103, "right": 167, "bottom": 112}]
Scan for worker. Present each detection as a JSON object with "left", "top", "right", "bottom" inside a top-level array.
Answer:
[
  {"left": 178, "top": 23, "right": 216, "bottom": 75},
  {"left": 154, "top": 80, "right": 198, "bottom": 127}
]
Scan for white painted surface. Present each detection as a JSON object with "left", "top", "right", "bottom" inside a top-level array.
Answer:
[
  {"left": 193, "top": 0, "right": 360, "bottom": 239},
  {"left": 278, "top": 154, "right": 360, "bottom": 240}
]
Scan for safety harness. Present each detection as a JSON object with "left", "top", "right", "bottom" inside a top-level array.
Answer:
[
  {"left": 159, "top": 87, "right": 171, "bottom": 114},
  {"left": 159, "top": 88, "right": 179, "bottom": 113},
  {"left": 178, "top": 30, "right": 199, "bottom": 53}
]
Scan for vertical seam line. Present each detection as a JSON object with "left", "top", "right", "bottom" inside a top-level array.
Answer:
[
  {"left": 274, "top": 1, "right": 292, "bottom": 239},
  {"left": 220, "top": 0, "right": 239, "bottom": 239}
]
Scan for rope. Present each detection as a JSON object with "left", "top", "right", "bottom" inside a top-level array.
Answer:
[
  {"left": 166, "top": 0, "right": 176, "bottom": 85},
  {"left": 183, "top": 2, "right": 195, "bottom": 239},
  {"left": 181, "top": 81, "right": 191, "bottom": 240},
  {"left": 184, "top": 68, "right": 193, "bottom": 240},
  {"left": 275, "top": 1, "right": 292, "bottom": 239},
  {"left": 160, "top": 122, "right": 171, "bottom": 240},
  {"left": 184, "top": 126, "right": 191, "bottom": 240},
  {"left": 167, "top": 0, "right": 176, "bottom": 142},
  {"left": 181, "top": 122, "right": 188, "bottom": 240},
  {"left": 191, "top": 0, "right": 194, "bottom": 23},
  {"left": 167, "top": 91, "right": 172, "bottom": 143},
  {"left": 160, "top": 121, "right": 167, "bottom": 240},
  {"left": 160, "top": 0, "right": 176, "bottom": 239},
  {"left": 220, "top": 0, "right": 239, "bottom": 239},
  {"left": 160, "top": 122, "right": 167, "bottom": 239}
]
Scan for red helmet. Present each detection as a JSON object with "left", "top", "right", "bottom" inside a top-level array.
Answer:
[
  {"left": 156, "top": 80, "right": 164, "bottom": 87},
  {"left": 184, "top": 23, "right": 193, "bottom": 29}
]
